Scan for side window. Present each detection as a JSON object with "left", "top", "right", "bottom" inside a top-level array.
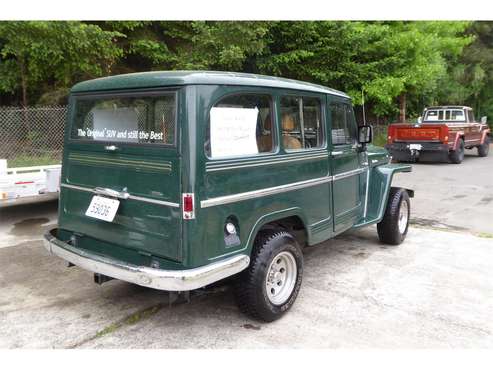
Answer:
[
  {"left": 331, "top": 102, "right": 357, "bottom": 145},
  {"left": 451, "top": 110, "right": 465, "bottom": 121},
  {"left": 467, "top": 110, "right": 475, "bottom": 123},
  {"left": 279, "top": 95, "right": 323, "bottom": 151},
  {"left": 206, "top": 94, "right": 274, "bottom": 159}
]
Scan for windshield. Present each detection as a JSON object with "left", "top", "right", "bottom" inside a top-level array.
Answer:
[
  {"left": 71, "top": 92, "right": 176, "bottom": 145},
  {"left": 423, "top": 109, "right": 465, "bottom": 123}
]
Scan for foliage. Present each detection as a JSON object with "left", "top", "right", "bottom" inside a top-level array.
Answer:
[
  {"left": 436, "top": 21, "right": 493, "bottom": 128},
  {"left": 99, "top": 21, "right": 269, "bottom": 73},
  {"left": 0, "top": 20, "right": 491, "bottom": 124},
  {"left": 257, "top": 21, "right": 471, "bottom": 119},
  {"left": 0, "top": 21, "right": 123, "bottom": 106}
]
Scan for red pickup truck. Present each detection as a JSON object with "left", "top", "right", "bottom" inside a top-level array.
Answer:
[{"left": 385, "top": 106, "right": 490, "bottom": 164}]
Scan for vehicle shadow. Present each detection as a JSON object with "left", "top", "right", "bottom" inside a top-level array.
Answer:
[
  {"left": 393, "top": 148, "right": 483, "bottom": 166},
  {"left": 0, "top": 199, "right": 58, "bottom": 220}
]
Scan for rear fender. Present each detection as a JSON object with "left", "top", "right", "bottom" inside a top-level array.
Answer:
[
  {"left": 452, "top": 131, "right": 465, "bottom": 150},
  {"left": 245, "top": 207, "right": 309, "bottom": 253}
]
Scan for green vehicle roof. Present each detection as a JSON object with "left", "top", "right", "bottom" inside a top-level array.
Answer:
[{"left": 71, "top": 70, "right": 350, "bottom": 98}]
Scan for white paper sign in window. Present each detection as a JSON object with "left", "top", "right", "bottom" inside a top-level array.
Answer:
[{"left": 210, "top": 107, "right": 259, "bottom": 158}]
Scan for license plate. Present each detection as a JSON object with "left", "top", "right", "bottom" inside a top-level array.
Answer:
[
  {"left": 409, "top": 144, "right": 422, "bottom": 150},
  {"left": 85, "top": 195, "right": 120, "bottom": 222}
]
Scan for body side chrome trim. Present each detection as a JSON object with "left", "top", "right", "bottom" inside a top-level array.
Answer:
[
  {"left": 206, "top": 154, "right": 328, "bottom": 172},
  {"left": 206, "top": 151, "right": 327, "bottom": 167},
  {"left": 201, "top": 167, "right": 366, "bottom": 208},
  {"left": 43, "top": 229, "right": 249, "bottom": 291},
  {"left": 333, "top": 167, "right": 366, "bottom": 180},
  {"left": 207, "top": 149, "right": 327, "bottom": 166},
  {"left": 61, "top": 183, "right": 180, "bottom": 208},
  {"left": 201, "top": 176, "right": 333, "bottom": 208}
]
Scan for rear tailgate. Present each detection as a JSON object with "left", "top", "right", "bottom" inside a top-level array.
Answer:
[
  {"left": 389, "top": 124, "right": 446, "bottom": 142},
  {"left": 59, "top": 90, "right": 183, "bottom": 262}
]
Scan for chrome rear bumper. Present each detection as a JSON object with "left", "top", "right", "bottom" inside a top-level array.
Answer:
[{"left": 43, "top": 229, "right": 250, "bottom": 291}]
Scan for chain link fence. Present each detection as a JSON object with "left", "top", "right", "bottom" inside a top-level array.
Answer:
[{"left": 0, "top": 106, "right": 67, "bottom": 168}]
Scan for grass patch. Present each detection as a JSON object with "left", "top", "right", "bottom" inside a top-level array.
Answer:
[
  {"left": 7, "top": 154, "right": 60, "bottom": 168},
  {"left": 67, "top": 303, "right": 164, "bottom": 347},
  {"left": 93, "top": 304, "right": 163, "bottom": 339}
]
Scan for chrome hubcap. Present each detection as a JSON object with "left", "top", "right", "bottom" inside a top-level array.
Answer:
[
  {"left": 265, "top": 251, "right": 297, "bottom": 305},
  {"left": 398, "top": 200, "right": 409, "bottom": 234}
]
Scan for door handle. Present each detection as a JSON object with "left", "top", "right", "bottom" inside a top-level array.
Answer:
[
  {"left": 104, "top": 145, "right": 119, "bottom": 151},
  {"left": 331, "top": 151, "right": 344, "bottom": 156}
]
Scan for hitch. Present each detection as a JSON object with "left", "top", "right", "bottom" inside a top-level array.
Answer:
[{"left": 94, "top": 273, "right": 114, "bottom": 285}]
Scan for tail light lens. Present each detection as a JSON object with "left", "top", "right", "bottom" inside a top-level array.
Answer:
[{"left": 182, "top": 193, "right": 195, "bottom": 220}]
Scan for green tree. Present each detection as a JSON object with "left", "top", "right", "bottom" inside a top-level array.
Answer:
[
  {"left": 103, "top": 21, "right": 270, "bottom": 73},
  {"left": 0, "top": 21, "right": 123, "bottom": 106},
  {"left": 257, "top": 21, "right": 471, "bottom": 121},
  {"left": 436, "top": 21, "right": 493, "bottom": 127}
]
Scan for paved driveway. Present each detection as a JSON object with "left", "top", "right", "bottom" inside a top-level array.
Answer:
[
  {"left": 0, "top": 146, "right": 492, "bottom": 348},
  {"left": 0, "top": 226, "right": 491, "bottom": 349},
  {"left": 393, "top": 145, "right": 493, "bottom": 235}
]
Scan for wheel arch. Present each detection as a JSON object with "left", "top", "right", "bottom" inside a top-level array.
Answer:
[
  {"left": 245, "top": 208, "right": 309, "bottom": 254},
  {"left": 452, "top": 131, "right": 465, "bottom": 150}
]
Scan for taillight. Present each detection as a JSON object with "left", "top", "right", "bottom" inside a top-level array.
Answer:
[
  {"left": 182, "top": 193, "right": 195, "bottom": 220},
  {"left": 387, "top": 126, "right": 394, "bottom": 144},
  {"left": 441, "top": 126, "right": 449, "bottom": 143}
]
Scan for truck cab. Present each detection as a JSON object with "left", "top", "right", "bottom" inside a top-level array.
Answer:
[{"left": 44, "top": 71, "right": 413, "bottom": 321}]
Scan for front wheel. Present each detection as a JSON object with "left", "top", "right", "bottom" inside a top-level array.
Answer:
[
  {"left": 377, "top": 188, "right": 410, "bottom": 245},
  {"left": 478, "top": 136, "right": 490, "bottom": 157},
  {"left": 449, "top": 138, "right": 465, "bottom": 164},
  {"left": 234, "top": 231, "right": 303, "bottom": 322}
]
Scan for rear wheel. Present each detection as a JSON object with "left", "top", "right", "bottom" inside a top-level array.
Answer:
[
  {"left": 478, "top": 136, "right": 490, "bottom": 157},
  {"left": 449, "top": 138, "right": 465, "bottom": 164},
  {"left": 377, "top": 188, "right": 410, "bottom": 245},
  {"left": 234, "top": 230, "right": 303, "bottom": 322}
]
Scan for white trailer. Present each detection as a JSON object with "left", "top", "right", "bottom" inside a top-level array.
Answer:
[{"left": 0, "top": 159, "right": 61, "bottom": 207}]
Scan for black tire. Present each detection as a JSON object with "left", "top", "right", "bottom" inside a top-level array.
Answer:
[
  {"left": 449, "top": 138, "right": 465, "bottom": 164},
  {"left": 234, "top": 230, "right": 303, "bottom": 322},
  {"left": 478, "top": 136, "right": 490, "bottom": 157},
  {"left": 377, "top": 188, "right": 410, "bottom": 245}
]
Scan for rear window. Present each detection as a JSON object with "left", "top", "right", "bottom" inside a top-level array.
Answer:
[
  {"left": 71, "top": 93, "right": 176, "bottom": 145},
  {"left": 424, "top": 109, "right": 465, "bottom": 123}
]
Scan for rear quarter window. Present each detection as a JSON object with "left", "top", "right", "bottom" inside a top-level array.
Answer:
[{"left": 71, "top": 93, "right": 176, "bottom": 145}]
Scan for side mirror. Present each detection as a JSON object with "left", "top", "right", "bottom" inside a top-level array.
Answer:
[
  {"left": 481, "top": 116, "right": 487, "bottom": 124},
  {"left": 417, "top": 116, "right": 423, "bottom": 124},
  {"left": 358, "top": 125, "right": 372, "bottom": 145}
]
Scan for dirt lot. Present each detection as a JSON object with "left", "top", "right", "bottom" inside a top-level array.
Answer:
[{"left": 0, "top": 146, "right": 492, "bottom": 348}]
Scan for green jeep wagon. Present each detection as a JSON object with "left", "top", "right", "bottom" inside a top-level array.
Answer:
[{"left": 44, "top": 71, "right": 413, "bottom": 322}]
